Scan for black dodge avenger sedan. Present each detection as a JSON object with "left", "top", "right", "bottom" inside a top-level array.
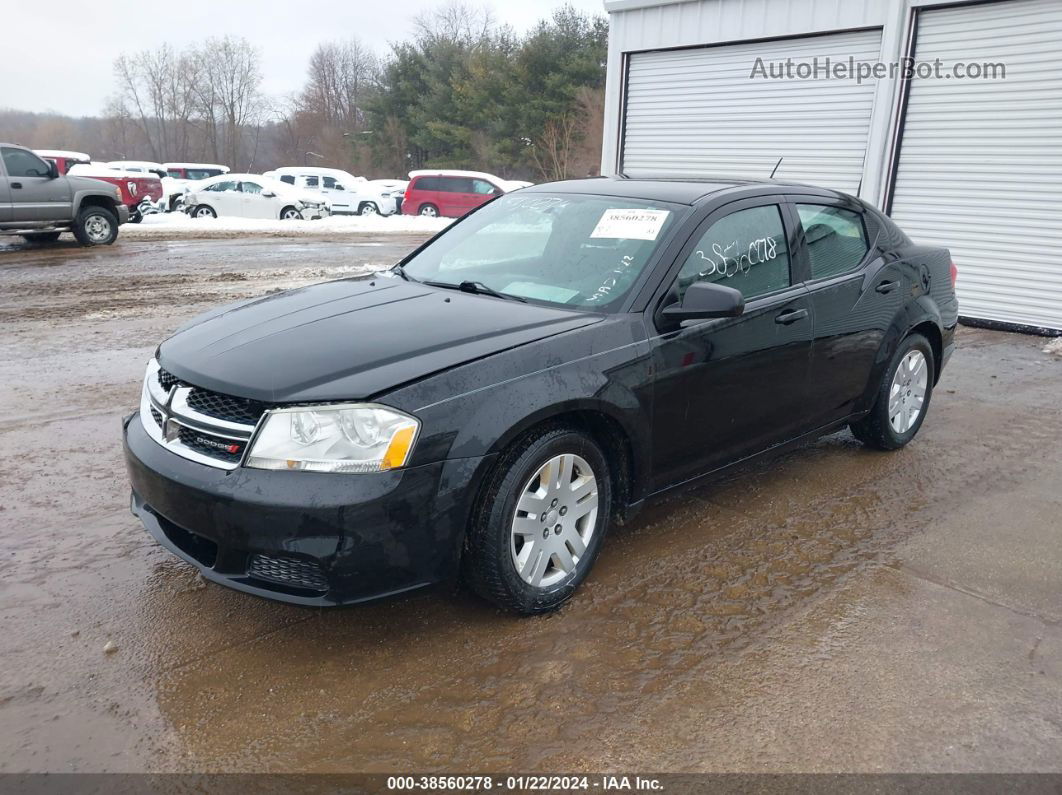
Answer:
[{"left": 124, "top": 176, "right": 957, "bottom": 613}]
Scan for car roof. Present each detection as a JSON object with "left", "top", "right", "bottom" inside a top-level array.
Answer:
[
  {"left": 519, "top": 176, "right": 843, "bottom": 205},
  {"left": 34, "top": 149, "right": 91, "bottom": 161},
  {"left": 164, "top": 162, "right": 229, "bottom": 171},
  {"left": 409, "top": 169, "right": 503, "bottom": 182}
]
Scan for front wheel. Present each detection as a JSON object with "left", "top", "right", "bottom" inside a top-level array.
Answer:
[
  {"left": 72, "top": 206, "right": 119, "bottom": 246},
  {"left": 851, "top": 333, "right": 935, "bottom": 450},
  {"left": 463, "top": 427, "right": 612, "bottom": 614},
  {"left": 280, "top": 206, "right": 303, "bottom": 220},
  {"left": 358, "top": 201, "right": 379, "bottom": 216},
  {"left": 193, "top": 205, "right": 216, "bottom": 219}
]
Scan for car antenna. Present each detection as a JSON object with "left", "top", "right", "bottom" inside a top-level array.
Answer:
[
  {"left": 769, "top": 157, "right": 783, "bottom": 179},
  {"left": 856, "top": 174, "right": 864, "bottom": 197}
]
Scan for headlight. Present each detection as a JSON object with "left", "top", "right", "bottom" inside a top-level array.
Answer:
[
  {"left": 114, "top": 186, "right": 122, "bottom": 201},
  {"left": 245, "top": 404, "right": 419, "bottom": 473}
]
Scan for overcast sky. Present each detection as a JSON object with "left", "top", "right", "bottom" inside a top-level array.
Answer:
[{"left": 5, "top": 0, "right": 607, "bottom": 118}]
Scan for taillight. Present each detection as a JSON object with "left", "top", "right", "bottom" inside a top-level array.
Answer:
[{"left": 949, "top": 260, "right": 958, "bottom": 287}]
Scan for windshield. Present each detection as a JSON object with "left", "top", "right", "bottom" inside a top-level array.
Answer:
[{"left": 400, "top": 193, "right": 684, "bottom": 310}]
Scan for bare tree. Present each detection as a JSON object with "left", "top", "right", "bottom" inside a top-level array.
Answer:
[
  {"left": 302, "top": 39, "right": 378, "bottom": 129},
  {"left": 188, "top": 36, "right": 264, "bottom": 168},
  {"left": 414, "top": 1, "right": 497, "bottom": 46}
]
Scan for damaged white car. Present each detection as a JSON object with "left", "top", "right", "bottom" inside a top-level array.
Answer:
[{"left": 182, "top": 174, "right": 330, "bottom": 220}]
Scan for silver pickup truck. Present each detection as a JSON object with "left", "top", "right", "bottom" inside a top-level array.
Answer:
[{"left": 0, "top": 143, "right": 130, "bottom": 245}]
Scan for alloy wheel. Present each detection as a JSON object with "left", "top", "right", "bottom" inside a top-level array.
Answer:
[
  {"left": 419, "top": 205, "right": 438, "bottom": 217},
  {"left": 888, "top": 350, "right": 928, "bottom": 434},
  {"left": 510, "top": 453, "right": 599, "bottom": 588}
]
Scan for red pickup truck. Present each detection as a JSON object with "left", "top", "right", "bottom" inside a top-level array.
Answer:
[{"left": 35, "top": 150, "right": 163, "bottom": 223}]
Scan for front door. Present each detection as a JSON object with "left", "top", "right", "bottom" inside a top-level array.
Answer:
[
  {"left": 649, "top": 200, "right": 813, "bottom": 490},
  {"left": 1, "top": 147, "right": 71, "bottom": 223}
]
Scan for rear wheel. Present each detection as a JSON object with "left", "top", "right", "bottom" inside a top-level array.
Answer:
[
  {"left": 463, "top": 427, "right": 611, "bottom": 614},
  {"left": 72, "top": 206, "right": 118, "bottom": 246},
  {"left": 193, "top": 205, "right": 216, "bottom": 219},
  {"left": 21, "top": 232, "right": 62, "bottom": 244},
  {"left": 418, "top": 203, "right": 439, "bottom": 217},
  {"left": 280, "top": 206, "right": 303, "bottom": 220},
  {"left": 358, "top": 201, "right": 379, "bottom": 216},
  {"left": 851, "top": 333, "right": 935, "bottom": 450}
]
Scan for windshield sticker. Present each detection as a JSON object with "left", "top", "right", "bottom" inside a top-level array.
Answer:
[
  {"left": 502, "top": 281, "right": 581, "bottom": 303},
  {"left": 590, "top": 209, "right": 670, "bottom": 241}
]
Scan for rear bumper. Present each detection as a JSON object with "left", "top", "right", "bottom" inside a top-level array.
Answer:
[{"left": 123, "top": 412, "right": 488, "bottom": 606}]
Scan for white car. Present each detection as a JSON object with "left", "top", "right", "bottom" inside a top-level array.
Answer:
[
  {"left": 264, "top": 167, "right": 401, "bottom": 216},
  {"left": 183, "top": 174, "right": 329, "bottom": 220}
]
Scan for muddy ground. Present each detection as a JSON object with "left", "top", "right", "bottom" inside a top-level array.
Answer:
[{"left": 1, "top": 234, "right": 1060, "bottom": 774}]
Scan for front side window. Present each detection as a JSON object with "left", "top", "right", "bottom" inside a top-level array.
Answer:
[
  {"left": 206, "top": 181, "right": 237, "bottom": 192},
  {"left": 675, "top": 205, "right": 790, "bottom": 302},
  {"left": 401, "top": 193, "right": 683, "bottom": 310},
  {"left": 797, "top": 204, "right": 869, "bottom": 280},
  {"left": 471, "top": 179, "right": 496, "bottom": 195},
  {"left": 2, "top": 147, "right": 50, "bottom": 178},
  {"left": 303, "top": 176, "right": 319, "bottom": 188},
  {"left": 322, "top": 177, "right": 337, "bottom": 189},
  {"left": 240, "top": 181, "right": 263, "bottom": 194},
  {"left": 279, "top": 175, "right": 295, "bottom": 185}
]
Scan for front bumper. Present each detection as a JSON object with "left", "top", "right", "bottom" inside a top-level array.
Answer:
[
  {"left": 116, "top": 204, "right": 130, "bottom": 225},
  {"left": 123, "top": 412, "right": 487, "bottom": 606}
]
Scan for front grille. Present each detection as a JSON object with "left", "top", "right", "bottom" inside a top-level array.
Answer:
[
  {"left": 248, "top": 554, "right": 328, "bottom": 592},
  {"left": 187, "top": 388, "right": 268, "bottom": 426},
  {"left": 150, "top": 407, "right": 163, "bottom": 428},
  {"left": 157, "top": 368, "right": 182, "bottom": 392},
  {"left": 177, "top": 426, "right": 244, "bottom": 463}
]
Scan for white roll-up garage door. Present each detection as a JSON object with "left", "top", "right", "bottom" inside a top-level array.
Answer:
[
  {"left": 621, "top": 29, "right": 883, "bottom": 194},
  {"left": 889, "top": 0, "right": 1062, "bottom": 332}
]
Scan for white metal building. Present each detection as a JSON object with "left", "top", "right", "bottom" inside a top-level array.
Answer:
[{"left": 600, "top": 0, "right": 1062, "bottom": 333}]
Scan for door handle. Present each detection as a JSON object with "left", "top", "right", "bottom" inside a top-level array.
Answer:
[
  {"left": 11, "top": 182, "right": 22, "bottom": 189},
  {"left": 775, "top": 308, "right": 808, "bottom": 325},
  {"left": 875, "top": 280, "right": 898, "bottom": 294}
]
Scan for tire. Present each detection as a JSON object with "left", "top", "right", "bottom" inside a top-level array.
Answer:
[
  {"left": 72, "top": 205, "right": 119, "bottom": 246},
  {"left": 418, "top": 203, "right": 439, "bottom": 217},
  {"left": 463, "top": 427, "right": 612, "bottom": 614},
  {"left": 358, "top": 202, "right": 379, "bottom": 216},
  {"left": 193, "top": 205, "right": 216, "bottom": 219},
  {"left": 851, "top": 332, "right": 935, "bottom": 450},
  {"left": 21, "top": 232, "right": 62, "bottom": 244},
  {"left": 280, "top": 206, "right": 303, "bottom": 220}
]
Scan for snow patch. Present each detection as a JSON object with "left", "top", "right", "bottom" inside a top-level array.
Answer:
[
  {"left": 1042, "top": 337, "right": 1062, "bottom": 357},
  {"left": 121, "top": 212, "right": 452, "bottom": 239}
]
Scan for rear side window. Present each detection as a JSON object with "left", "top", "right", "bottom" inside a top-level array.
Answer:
[
  {"left": 675, "top": 205, "right": 791, "bottom": 301},
  {"left": 413, "top": 176, "right": 438, "bottom": 191},
  {"left": 797, "top": 205, "right": 869, "bottom": 280},
  {"left": 279, "top": 175, "right": 295, "bottom": 185},
  {"left": 322, "top": 177, "right": 337, "bottom": 189},
  {"left": 303, "top": 176, "right": 319, "bottom": 187},
  {"left": 2, "top": 147, "right": 50, "bottom": 178}
]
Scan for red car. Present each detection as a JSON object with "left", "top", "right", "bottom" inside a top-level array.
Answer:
[
  {"left": 36, "top": 150, "right": 164, "bottom": 223},
  {"left": 402, "top": 170, "right": 529, "bottom": 218}
]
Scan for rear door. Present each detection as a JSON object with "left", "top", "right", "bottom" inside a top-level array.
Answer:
[
  {"left": 648, "top": 198, "right": 814, "bottom": 489},
  {"left": 1, "top": 147, "right": 71, "bottom": 222},
  {"left": 0, "top": 154, "right": 11, "bottom": 223},
  {"left": 791, "top": 196, "right": 899, "bottom": 428}
]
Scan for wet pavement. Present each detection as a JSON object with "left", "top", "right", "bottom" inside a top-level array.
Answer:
[{"left": 1, "top": 236, "right": 1060, "bottom": 773}]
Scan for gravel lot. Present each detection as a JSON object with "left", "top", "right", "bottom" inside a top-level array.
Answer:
[{"left": 1, "top": 233, "right": 1060, "bottom": 773}]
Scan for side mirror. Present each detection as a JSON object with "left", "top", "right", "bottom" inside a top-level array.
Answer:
[
  {"left": 47, "top": 161, "right": 59, "bottom": 179},
  {"left": 261, "top": 190, "right": 276, "bottom": 198},
  {"left": 661, "top": 281, "right": 745, "bottom": 323}
]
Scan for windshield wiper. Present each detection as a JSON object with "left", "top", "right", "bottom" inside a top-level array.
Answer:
[
  {"left": 422, "top": 279, "right": 527, "bottom": 302},
  {"left": 390, "top": 263, "right": 415, "bottom": 282}
]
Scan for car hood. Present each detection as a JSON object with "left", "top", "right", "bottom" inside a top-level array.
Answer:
[
  {"left": 158, "top": 277, "right": 603, "bottom": 403},
  {"left": 67, "top": 175, "right": 121, "bottom": 193}
]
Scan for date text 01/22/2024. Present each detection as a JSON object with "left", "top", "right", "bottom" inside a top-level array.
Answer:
[{"left": 386, "top": 775, "right": 663, "bottom": 790}]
